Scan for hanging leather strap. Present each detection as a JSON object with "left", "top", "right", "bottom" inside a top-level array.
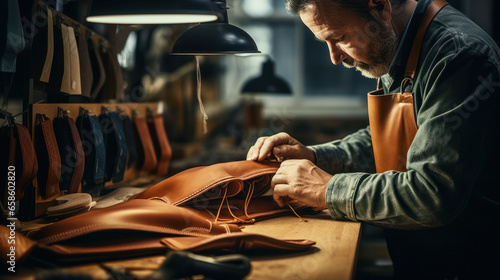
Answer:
[
  {"left": 88, "top": 37, "right": 106, "bottom": 99},
  {"left": 77, "top": 27, "right": 93, "bottom": 97},
  {"left": 53, "top": 116, "right": 85, "bottom": 194},
  {"left": 101, "top": 47, "right": 124, "bottom": 101},
  {"left": 120, "top": 113, "right": 137, "bottom": 169},
  {"left": 35, "top": 114, "right": 61, "bottom": 199},
  {"left": 14, "top": 123, "right": 39, "bottom": 199},
  {"left": 133, "top": 117, "right": 158, "bottom": 172},
  {"left": 108, "top": 112, "right": 128, "bottom": 182},
  {"left": 148, "top": 114, "right": 172, "bottom": 176},
  {"left": 404, "top": 0, "right": 448, "bottom": 79}
]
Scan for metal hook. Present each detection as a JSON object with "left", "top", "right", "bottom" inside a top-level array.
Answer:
[
  {"left": 101, "top": 106, "right": 110, "bottom": 114},
  {"left": 58, "top": 107, "right": 70, "bottom": 118},
  {"left": 79, "top": 107, "right": 90, "bottom": 116}
]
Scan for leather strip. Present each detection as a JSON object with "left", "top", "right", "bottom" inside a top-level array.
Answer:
[
  {"left": 88, "top": 37, "right": 106, "bottom": 99},
  {"left": 133, "top": 117, "right": 157, "bottom": 172},
  {"left": 53, "top": 116, "right": 85, "bottom": 194},
  {"left": 40, "top": 7, "right": 54, "bottom": 83},
  {"left": 14, "top": 123, "right": 38, "bottom": 200},
  {"left": 47, "top": 20, "right": 63, "bottom": 94},
  {"left": 108, "top": 112, "right": 128, "bottom": 182},
  {"left": 34, "top": 114, "right": 61, "bottom": 199},
  {"left": 60, "top": 25, "right": 81, "bottom": 95},
  {"left": 101, "top": 47, "right": 124, "bottom": 100},
  {"left": 404, "top": 0, "right": 448, "bottom": 79},
  {"left": 120, "top": 113, "right": 137, "bottom": 169},
  {"left": 76, "top": 114, "right": 105, "bottom": 186},
  {"left": 77, "top": 28, "right": 93, "bottom": 97},
  {"left": 67, "top": 117, "right": 85, "bottom": 193},
  {"left": 148, "top": 114, "right": 172, "bottom": 176}
]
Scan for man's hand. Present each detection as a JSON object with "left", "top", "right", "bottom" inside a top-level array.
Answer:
[
  {"left": 271, "top": 159, "right": 331, "bottom": 209},
  {"left": 246, "top": 132, "right": 316, "bottom": 163}
]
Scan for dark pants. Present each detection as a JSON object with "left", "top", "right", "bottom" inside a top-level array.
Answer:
[{"left": 385, "top": 198, "right": 500, "bottom": 280}]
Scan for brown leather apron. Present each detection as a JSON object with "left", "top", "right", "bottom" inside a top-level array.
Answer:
[{"left": 368, "top": 0, "right": 447, "bottom": 173}]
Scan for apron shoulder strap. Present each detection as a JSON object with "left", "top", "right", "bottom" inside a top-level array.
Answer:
[{"left": 404, "top": 0, "right": 448, "bottom": 79}]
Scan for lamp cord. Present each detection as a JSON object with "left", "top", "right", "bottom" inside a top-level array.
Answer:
[{"left": 196, "top": 56, "right": 208, "bottom": 134}]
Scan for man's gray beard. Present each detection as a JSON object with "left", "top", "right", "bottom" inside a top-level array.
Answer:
[{"left": 342, "top": 27, "right": 398, "bottom": 79}]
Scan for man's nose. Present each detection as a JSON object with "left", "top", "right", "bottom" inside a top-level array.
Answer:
[{"left": 328, "top": 43, "right": 346, "bottom": 65}]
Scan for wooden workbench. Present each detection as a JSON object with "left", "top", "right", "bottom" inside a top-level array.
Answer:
[{"left": 10, "top": 211, "right": 361, "bottom": 280}]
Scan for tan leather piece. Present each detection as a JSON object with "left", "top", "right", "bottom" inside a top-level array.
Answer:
[
  {"left": 27, "top": 199, "right": 239, "bottom": 244},
  {"left": 134, "top": 160, "right": 280, "bottom": 205},
  {"left": 18, "top": 199, "right": 314, "bottom": 263},
  {"left": 368, "top": 89, "right": 418, "bottom": 172},
  {"left": 0, "top": 225, "right": 37, "bottom": 265},
  {"left": 60, "top": 25, "right": 81, "bottom": 95},
  {"left": 148, "top": 114, "right": 172, "bottom": 176},
  {"left": 161, "top": 232, "right": 316, "bottom": 252},
  {"left": 60, "top": 23, "right": 71, "bottom": 94},
  {"left": 134, "top": 117, "right": 158, "bottom": 172}
]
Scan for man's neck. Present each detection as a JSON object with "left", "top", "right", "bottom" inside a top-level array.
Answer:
[{"left": 390, "top": 0, "right": 418, "bottom": 42}]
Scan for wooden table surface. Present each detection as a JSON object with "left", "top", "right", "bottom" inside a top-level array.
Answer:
[{"left": 9, "top": 211, "right": 361, "bottom": 280}]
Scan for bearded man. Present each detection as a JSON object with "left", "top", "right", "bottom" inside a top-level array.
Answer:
[{"left": 247, "top": 0, "right": 500, "bottom": 278}]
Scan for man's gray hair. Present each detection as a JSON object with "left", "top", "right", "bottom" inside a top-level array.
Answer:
[{"left": 285, "top": 0, "right": 408, "bottom": 16}]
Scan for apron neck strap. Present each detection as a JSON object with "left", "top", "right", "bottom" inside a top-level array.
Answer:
[{"left": 404, "top": 0, "right": 448, "bottom": 80}]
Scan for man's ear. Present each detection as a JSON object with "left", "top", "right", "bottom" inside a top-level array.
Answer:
[{"left": 368, "top": 0, "right": 392, "bottom": 23}]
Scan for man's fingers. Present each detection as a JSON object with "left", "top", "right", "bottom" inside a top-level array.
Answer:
[
  {"left": 273, "top": 184, "right": 290, "bottom": 208},
  {"left": 258, "top": 133, "right": 291, "bottom": 161}
]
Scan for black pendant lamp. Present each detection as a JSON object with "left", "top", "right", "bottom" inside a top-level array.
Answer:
[
  {"left": 86, "top": 0, "right": 218, "bottom": 24},
  {"left": 242, "top": 58, "right": 292, "bottom": 94},
  {"left": 171, "top": 0, "right": 260, "bottom": 55}
]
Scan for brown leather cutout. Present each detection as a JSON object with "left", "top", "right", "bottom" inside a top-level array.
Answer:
[
  {"left": 133, "top": 117, "right": 158, "bottom": 172},
  {"left": 148, "top": 114, "right": 172, "bottom": 176}
]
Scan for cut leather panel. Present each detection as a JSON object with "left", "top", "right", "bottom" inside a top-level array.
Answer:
[
  {"left": 0, "top": 125, "right": 15, "bottom": 205},
  {"left": 368, "top": 88, "right": 418, "bottom": 172},
  {"left": 161, "top": 232, "right": 316, "bottom": 252},
  {"left": 27, "top": 199, "right": 240, "bottom": 245},
  {"left": 133, "top": 117, "right": 157, "bottom": 171},
  {"left": 34, "top": 115, "right": 61, "bottom": 199},
  {"left": 134, "top": 160, "right": 280, "bottom": 205},
  {"left": 46, "top": 22, "right": 64, "bottom": 94},
  {"left": 148, "top": 114, "right": 172, "bottom": 176},
  {"left": 17, "top": 198, "right": 315, "bottom": 264}
]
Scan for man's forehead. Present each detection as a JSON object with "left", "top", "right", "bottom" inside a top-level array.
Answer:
[{"left": 299, "top": 1, "right": 350, "bottom": 36}]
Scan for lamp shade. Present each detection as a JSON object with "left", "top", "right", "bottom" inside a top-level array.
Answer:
[
  {"left": 171, "top": 23, "right": 260, "bottom": 55},
  {"left": 86, "top": 0, "right": 218, "bottom": 24},
  {"left": 242, "top": 58, "right": 292, "bottom": 94}
]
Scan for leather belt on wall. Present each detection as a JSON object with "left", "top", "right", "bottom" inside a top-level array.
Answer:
[
  {"left": 119, "top": 111, "right": 137, "bottom": 169},
  {"left": 34, "top": 114, "right": 61, "bottom": 199},
  {"left": 76, "top": 112, "right": 106, "bottom": 187},
  {"left": 147, "top": 114, "right": 172, "bottom": 176},
  {"left": 100, "top": 47, "right": 124, "bottom": 101},
  {"left": 30, "top": 3, "right": 54, "bottom": 83},
  {"left": 99, "top": 110, "right": 128, "bottom": 183},
  {"left": 133, "top": 116, "right": 157, "bottom": 172},
  {"left": 0, "top": 120, "right": 38, "bottom": 205},
  {"left": 77, "top": 28, "right": 93, "bottom": 98},
  {"left": 88, "top": 37, "right": 106, "bottom": 99},
  {"left": 53, "top": 113, "right": 85, "bottom": 194}
]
